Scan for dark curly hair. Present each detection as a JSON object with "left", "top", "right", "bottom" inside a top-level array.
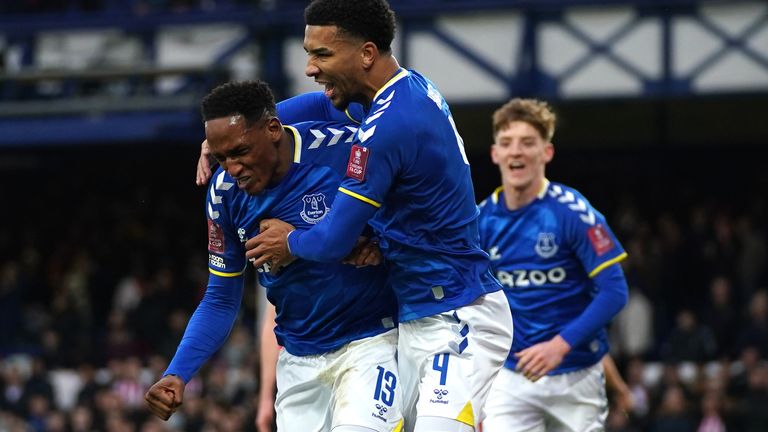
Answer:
[
  {"left": 201, "top": 80, "right": 276, "bottom": 127},
  {"left": 305, "top": 0, "right": 396, "bottom": 53}
]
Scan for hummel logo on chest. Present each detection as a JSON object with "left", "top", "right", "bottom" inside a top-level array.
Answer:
[{"left": 489, "top": 246, "right": 501, "bottom": 261}]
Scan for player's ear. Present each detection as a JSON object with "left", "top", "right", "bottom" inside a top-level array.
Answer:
[
  {"left": 361, "top": 41, "right": 378, "bottom": 69},
  {"left": 490, "top": 142, "right": 501, "bottom": 165},
  {"left": 543, "top": 142, "right": 554, "bottom": 163},
  {"left": 266, "top": 117, "right": 282, "bottom": 140}
]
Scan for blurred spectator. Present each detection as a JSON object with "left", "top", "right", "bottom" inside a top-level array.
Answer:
[
  {"left": 46, "top": 410, "right": 68, "bottom": 432},
  {"left": 662, "top": 310, "right": 718, "bottom": 364},
  {"left": 655, "top": 214, "right": 689, "bottom": 315},
  {"left": 737, "top": 290, "right": 768, "bottom": 357},
  {"left": 625, "top": 357, "right": 651, "bottom": 421},
  {"left": 696, "top": 390, "right": 727, "bottom": 432},
  {"left": 612, "top": 285, "right": 653, "bottom": 358},
  {"left": 70, "top": 404, "right": 95, "bottom": 432},
  {"left": 26, "top": 393, "right": 51, "bottom": 432},
  {"left": 111, "top": 357, "right": 147, "bottom": 411},
  {"left": 75, "top": 363, "right": 102, "bottom": 408},
  {"left": 103, "top": 310, "right": 146, "bottom": 362},
  {"left": 704, "top": 212, "right": 739, "bottom": 290},
  {"left": 130, "top": 266, "right": 176, "bottom": 354},
  {"left": 733, "top": 363, "right": 768, "bottom": 432},
  {"left": 701, "top": 275, "right": 741, "bottom": 359},
  {"left": 735, "top": 214, "right": 767, "bottom": 299},
  {"left": 651, "top": 386, "right": 696, "bottom": 432},
  {"left": 112, "top": 259, "right": 147, "bottom": 315},
  {"left": 0, "top": 262, "right": 23, "bottom": 350},
  {"left": 157, "top": 309, "right": 189, "bottom": 361},
  {"left": 1, "top": 360, "right": 28, "bottom": 416}
]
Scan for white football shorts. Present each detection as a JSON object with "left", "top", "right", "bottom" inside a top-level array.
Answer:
[
  {"left": 483, "top": 361, "right": 607, "bottom": 432},
  {"left": 275, "top": 328, "right": 403, "bottom": 432},
  {"left": 398, "top": 290, "right": 514, "bottom": 431}
]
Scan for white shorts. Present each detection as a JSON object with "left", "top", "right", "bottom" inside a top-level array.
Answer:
[
  {"left": 398, "top": 290, "right": 513, "bottom": 430},
  {"left": 275, "top": 329, "right": 403, "bottom": 432},
  {"left": 483, "top": 362, "right": 607, "bottom": 432}
]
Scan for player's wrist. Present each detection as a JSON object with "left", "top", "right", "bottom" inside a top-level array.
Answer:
[
  {"left": 553, "top": 335, "right": 572, "bottom": 354},
  {"left": 285, "top": 229, "right": 295, "bottom": 255},
  {"left": 286, "top": 229, "right": 300, "bottom": 256},
  {"left": 162, "top": 373, "right": 186, "bottom": 385}
]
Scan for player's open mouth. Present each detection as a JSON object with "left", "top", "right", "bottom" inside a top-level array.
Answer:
[
  {"left": 236, "top": 176, "right": 250, "bottom": 188},
  {"left": 509, "top": 162, "right": 525, "bottom": 170},
  {"left": 324, "top": 83, "right": 335, "bottom": 98}
]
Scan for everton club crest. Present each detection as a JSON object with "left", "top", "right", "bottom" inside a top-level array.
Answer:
[
  {"left": 300, "top": 193, "right": 329, "bottom": 224},
  {"left": 534, "top": 232, "right": 558, "bottom": 258}
]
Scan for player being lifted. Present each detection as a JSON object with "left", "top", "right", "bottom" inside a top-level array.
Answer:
[
  {"left": 246, "top": 1, "right": 513, "bottom": 431},
  {"left": 477, "top": 98, "right": 629, "bottom": 431},
  {"left": 144, "top": 81, "right": 402, "bottom": 432}
]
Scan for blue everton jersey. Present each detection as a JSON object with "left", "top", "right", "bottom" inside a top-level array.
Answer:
[
  {"left": 337, "top": 69, "right": 501, "bottom": 321},
  {"left": 206, "top": 121, "right": 396, "bottom": 356},
  {"left": 477, "top": 180, "right": 627, "bottom": 373}
]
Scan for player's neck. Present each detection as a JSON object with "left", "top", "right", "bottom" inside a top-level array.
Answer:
[
  {"left": 271, "top": 130, "right": 296, "bottom": 184},
  {"left": 502, "top": 177, "right": 545, "bottom": 211},
  {"left": 365, "top": 55, "right": 401, "bottom": 104}
]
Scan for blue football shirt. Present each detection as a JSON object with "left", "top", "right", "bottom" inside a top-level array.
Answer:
[
  {"left": 478, "top": 180, "right": 627, "bottom": 373},
  {"left": 336, "top": 69, "right": 501, "bottom": 321},
  {"left": 206, "top": 121, "right": 396, "bottom": 355}
]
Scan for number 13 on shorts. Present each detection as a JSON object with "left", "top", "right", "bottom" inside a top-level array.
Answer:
[{"left": 374, "top": 365, "right": 397, "bottom": 407}]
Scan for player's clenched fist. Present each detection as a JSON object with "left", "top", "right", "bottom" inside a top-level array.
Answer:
[{"left": 145, "top": 374, "right": 185, "bottom": 420}]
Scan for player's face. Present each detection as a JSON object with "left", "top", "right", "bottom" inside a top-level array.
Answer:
[
  {"left": 304, "top": 25, "right": 367, "bottom": 110},
  {"left": 491, "top": 121, "right": 553, "bottom": 192},
  {"left": 205, "top": 115, "right": 282, "bottom": 195}
]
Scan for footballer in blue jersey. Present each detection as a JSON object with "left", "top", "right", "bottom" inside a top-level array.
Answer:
[
  {"left": 478, "top": 98, "right": 629, "bottom": 432},
  {"left": 245, "top": 1, "right": 513, "bottom": 430},
  {"left": 145, "top": 81, "right": 403, "bottom": 432}
]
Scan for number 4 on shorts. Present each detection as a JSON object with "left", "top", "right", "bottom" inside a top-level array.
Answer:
[{"left": 432, "top": 353, "right": 450, "bottom": 386}]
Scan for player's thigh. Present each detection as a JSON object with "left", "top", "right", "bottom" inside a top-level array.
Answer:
[
  {"left": 547, "top": 363, "right": 608, "bottom": 432},
  {"left": 331, "top": 329, "right": 403, "bottom": 432},
  {"left": 399, "top": 291, "right": 513, "bottom": 430},
  {"left": 483, "top": 367, "right": 546, "bottom": 432},
  {"left": 275, "top": 349, "right": 332, "bottom": 432}
]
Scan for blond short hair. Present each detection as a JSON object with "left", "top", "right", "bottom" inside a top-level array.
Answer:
[{"left": 492, "top": 98, "right": 556, "bottom": 142}]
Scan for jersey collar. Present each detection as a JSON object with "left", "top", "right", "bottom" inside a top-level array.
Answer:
[
  {"left": 537, "top": 178, "right": 551, "bottom": 199},
  {"left": 492, "top": 178, "right": 551, "bottom": 205},
  {"left": 373, "top": 68, "right": 409, "bottom": 102},
  {"left": 283, "top": 125, "right": 302, "bottom": 163}
]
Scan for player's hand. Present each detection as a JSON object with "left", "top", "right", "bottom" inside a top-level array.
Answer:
[
  {"left": 246, "top": 219, "right": 297, "bottom": 273},
  {"left": 342, "top": 237, "right": 382, "bottom": 267},
  {"left": 255, "top": 392, "right": 276, "bottom": 432},
  {"left": 196, "top": 139, "right": 214, "bottom": 186},
  {"left": 145, "top": 374, "right": 185, "bottom": 421},
  {"left": 614, "top": 386, "right": 635, "bottom": 413},
  {"left": 514, "top": 335, "right": 571, "bottom": 382}
]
